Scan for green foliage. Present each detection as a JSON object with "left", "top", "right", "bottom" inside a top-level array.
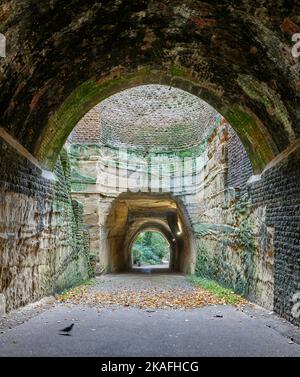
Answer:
[
  {"left": 188, "top": 276, "right": 245, "bottom": 306},
  {"left": 132, "top": 232, "right": 170, "bottom": 266},
  {"left": 195, "top": 239, "right": 210, "bottom": 277},
  {"left": 170, "top": 64, "right": 186, "bottom": 77}
]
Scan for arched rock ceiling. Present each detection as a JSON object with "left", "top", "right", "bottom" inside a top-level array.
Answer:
[
  {"left": 87, "top": 85, "right": 218, "bottom": 152},
  {"left": 0, "top": 0, "right": 299, "bottom": 171}
]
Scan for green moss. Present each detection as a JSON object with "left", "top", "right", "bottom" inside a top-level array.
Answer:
[
  {"left": 224, "top": 106, "right": 275, "bottom": 173},
  {"left": 237, "top": 75, "right": 294, "bottom": 142},
  {"left": 71, "top": 168, "right": 96, "bottom": 184},
  {"left": 88, "top": 253, "right": 97, "bottom": 278},
  {"left": 36, "top": 68, "right": 160, "bottom": 168},
  {"left": 170, "top": 64, "right": 186, "bottom": 77},
  {"left": 194, "top": 238, "right": 210, "bottom": 276},
  {"left": 188, "top": 276, "right": 245, "bottom": 306},
  {"left": 56, "top": 278, "right": 97, "bottom": 297},
  {"left": 52, "top": 152, "right": 92, "bottom": 293},
  {"left": 194, "top": 195, "right": 256, "bottom": 297}
]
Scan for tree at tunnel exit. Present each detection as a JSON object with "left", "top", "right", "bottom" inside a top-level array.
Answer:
[{"left": 132, "top": 232, "right": 170, "bottom": 266}]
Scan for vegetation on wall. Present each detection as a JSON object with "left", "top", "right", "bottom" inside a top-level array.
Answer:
[
  {"left": 194, "top": 195, "right": 256, "bottom": 297},
  {"left": 132, "top": 232, "right": 170, "bottom": 266}
]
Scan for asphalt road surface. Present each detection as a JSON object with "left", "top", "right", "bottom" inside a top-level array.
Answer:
[{"left": 1, "top": 274, "right": 300, "bottom": 357}]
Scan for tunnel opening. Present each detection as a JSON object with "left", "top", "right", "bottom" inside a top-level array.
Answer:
[
  {"left": 104, "top": 193, "right": 195, "bottom": 274},
  {"left": 130, "top": 230, "right": 171, "bottom": 273},
  {"left": 0, "top": 80, "right": 283, "bottom": 318}
]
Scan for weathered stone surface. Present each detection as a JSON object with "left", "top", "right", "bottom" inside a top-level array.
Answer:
[
  {"left": 250, "top": 147, "right": 300, "bottom": 325},
  {"left": 0, "top": 1, "right": 299, "bottom": 326},
  {"left": 67, "top": 112, "right": 275, "bottom": 309},
  {"left": 190, "top": 123, "right": 275, "bottom": 308},
  {"left": 0, "top": 294, "right": 6, "bottom": 315},
  {"left": 0, "top": 139, "right": 91, "bottom": 312}
]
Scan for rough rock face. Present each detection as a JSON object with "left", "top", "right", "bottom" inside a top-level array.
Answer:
[
  {"left": 193, "top": 124, "right": 274, "bottom": 309},
  {"left": 68, "top": 140, "right": 199, "bottom": 274},
  {"left": 65, "top": 106, "right": 300, "bottom": 319},
  {"left": 0, "top": 139, "right": 91, "bottom": 312}
]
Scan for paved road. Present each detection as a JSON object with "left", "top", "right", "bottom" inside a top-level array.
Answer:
[
  {"left": 0, "top": 274, "right": 300, "bottom": 357},
  {"left": 1, "top": 305, "right": 300, "bottom": 357}
]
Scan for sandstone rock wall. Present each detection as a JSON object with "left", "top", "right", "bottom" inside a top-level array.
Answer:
[
  {"left": 67, "top": 139, "right": 205, "bottom": 273},
  {"left": 0, "top": 140, "right": 91, "bottom": 313},
  {"left": 67, "top": 121, "right": 271, "bottom": 307},
  {"left": 192, "top": 124, "right": 275, "bottom": 309},
  {"left": 66, "top": 121, "right": 300, "bottom": 324}
]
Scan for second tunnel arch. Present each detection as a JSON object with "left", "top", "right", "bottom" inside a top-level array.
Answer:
[{"left": 104, "top": 193, "right": 196, "bottom": 274}]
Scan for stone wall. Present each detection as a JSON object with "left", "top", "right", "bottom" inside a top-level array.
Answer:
[
  {"left": 66, "top": 120, "right": 300, "bottom": 324},
  {"left": 66, "top": 139, "right": 206, "bottom": 273},
  {"left": 0, "top": 138, "right": 91, "bottom": 313},
  {"left": 67, "top": 120, "right": 271, "bottom": 304},
  {"left": 250, "top": 148, "right": 300, "bottom": 325},
  {"left": 193, "top": 125, "right": 300, "bottom": 323},
  {"left": 192, "top": 123, "right": 276, "bottom": 310}
]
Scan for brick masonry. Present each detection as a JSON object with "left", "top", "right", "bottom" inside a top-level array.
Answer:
[
  {"left": 250, "top": 148, "right": 300, "bottom": 325},
  {"left": 227, "top": 127, "right": 253, "bottom": 194}
]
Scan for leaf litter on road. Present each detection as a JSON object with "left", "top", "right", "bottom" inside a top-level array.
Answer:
[{"left": 56, "top": 284, "right": 246, "bottom": 310}]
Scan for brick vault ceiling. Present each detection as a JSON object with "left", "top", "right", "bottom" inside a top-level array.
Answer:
[
  {"left": 99, "top": 85, "right": 218, "bottom": 152},
  {"left": 70, "top": 85, "right": 220, "bottom": 152}
]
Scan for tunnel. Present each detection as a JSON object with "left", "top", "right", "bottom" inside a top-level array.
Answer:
[
  {"left": 105, "top": 193, "right": 195, "bottom": 274},
  {"left": 0, "top": 1, "right": 299, "bottom": 329}
]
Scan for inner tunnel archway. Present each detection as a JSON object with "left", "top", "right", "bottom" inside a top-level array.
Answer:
[
  {"left": 130, "top": 229, "right": 171, "bottom": 270},
  {"left": 105, "top": 193, "right": 196, "bottom": 274}
]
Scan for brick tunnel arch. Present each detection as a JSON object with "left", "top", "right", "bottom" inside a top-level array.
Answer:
[
  {"left": 105, "top": 193, "right": 196, "bottom": 274},
  {"left": 1, "top": 2, "right": 299, "bottom": 174}
]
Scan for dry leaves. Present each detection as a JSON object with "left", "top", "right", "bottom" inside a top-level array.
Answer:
[{"left": 56, "top": 285, "right": 244, "bottom": 310}]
